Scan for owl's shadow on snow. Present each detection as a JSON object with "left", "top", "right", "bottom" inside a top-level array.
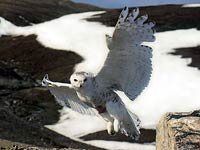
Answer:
[{"left": 81, "top": 128, "right": 156, "bottom": 143}]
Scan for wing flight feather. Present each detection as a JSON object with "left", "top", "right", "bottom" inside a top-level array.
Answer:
[
  {"left": 96, "top": 7, "right": 155, "bottom": 100},
  {"left": 42, "top": 74, "right": 99, "bottom": 116}
]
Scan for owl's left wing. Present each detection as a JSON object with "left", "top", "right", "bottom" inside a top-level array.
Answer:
[
  {"left": 96, "top": 7, "right": 155, "bottom": 100},
  {"left": 42, "top": 74, "right": 99, "bottom": 116}
]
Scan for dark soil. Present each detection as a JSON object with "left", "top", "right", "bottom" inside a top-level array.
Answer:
[
  {"left": 87, "top": 5, "right": 200, "bottom": 32},
  {"left": 0, "top": 0, "right": 102, "bottom": 26},
  {"left": 0, "top": 108, "right": 105, "bottom": 150},
  {"left": 170, "top": 46, "right": 200, "bottom": 69},
  {"left": 0, "top": 35, "right": 82, "bottom": 81}
]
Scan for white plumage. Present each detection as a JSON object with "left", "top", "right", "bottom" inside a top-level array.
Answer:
[{"left": 42, "top": 7, "right": 155, "bottom": 140}]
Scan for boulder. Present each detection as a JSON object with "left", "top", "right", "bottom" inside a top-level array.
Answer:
[{"left": 156, "top": 110, "right": 200, "bottom": 150}]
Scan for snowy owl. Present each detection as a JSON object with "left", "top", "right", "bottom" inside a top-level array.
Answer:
[{"left": 42, "top": 7, "right": 155, "bottom": 140}]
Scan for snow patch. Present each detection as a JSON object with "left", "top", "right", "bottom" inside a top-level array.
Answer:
[
  {"left": 0, "top": 17, "right": 34, "bottom": 36},
  {"left": 46, "top": 108, "right": 106, "bottom": 137},
  {"left": 182, "top": 3, "right": 200, "bottom": 7}
]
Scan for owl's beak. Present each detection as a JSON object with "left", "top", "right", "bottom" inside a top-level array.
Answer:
[
  {"left": 77, "top": 82, "right": 84, "bottom": 88},
  {"left": 79, "top": 80, "right": 86, "bottom": 88},
  {"left": 74, "top": 84, "right": 82, "bottom": 89}
]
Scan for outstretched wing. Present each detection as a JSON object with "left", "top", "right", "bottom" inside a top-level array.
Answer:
[
  {"left": 42, "top": 74, "right": 99, "bottom": 116},
  {"left": 96, "top": 7, "right": 155, "bottom": 100}
]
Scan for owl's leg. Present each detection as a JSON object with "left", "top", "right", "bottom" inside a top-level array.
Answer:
[
  {"left": 113, "top": 119, "right": 119, "bottom": 133},
  {"left": 105, "top": 99, "right": 140, "bottom": 140},
  {"left": 100, "top": 112, "right": 115, "bottom": 135},
  {"left": 105, "top": 100, "right": 121, "bottom": 134},
  {"left": 107, "top": 121, "right": 115, "bottom": 135}
]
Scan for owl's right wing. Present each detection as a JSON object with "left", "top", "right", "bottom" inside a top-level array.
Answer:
[
  {"left": 42, "top": 74, "right": 99, "bottom": 116},
  {"left": 96, "top": 7, "right": 155, "bottom": 100}
]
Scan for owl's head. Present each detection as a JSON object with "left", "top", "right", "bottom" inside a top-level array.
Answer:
[{"left": 70, "top": 72, "right": 93, "bottom": 89}]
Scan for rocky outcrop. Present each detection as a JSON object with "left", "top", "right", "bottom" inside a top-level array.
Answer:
[{"left": 156, "top": 110, "right": 200, "bottom": 150}]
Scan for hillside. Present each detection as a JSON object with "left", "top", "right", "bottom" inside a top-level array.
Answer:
[
  {"left": 0, "top": 0, "right": 102, "bottom": 26},
  {"left": 0, "top": 0, "right": 200, "bottom": 149},
  {"left": 87, "top": 5, "right": 200, "bottom": 32}
]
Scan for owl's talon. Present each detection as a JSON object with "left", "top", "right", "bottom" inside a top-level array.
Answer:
[{"left": 110, "top": 131, "right": 116, "bottom": 136}]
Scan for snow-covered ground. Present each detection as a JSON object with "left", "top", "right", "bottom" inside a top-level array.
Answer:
[
  {"left": 1, "top": 10, "right": 200, "bottom": 150},
  {"left": 182, "top": 3, "right": 200, "bottom": 7},
  {"left": 72, "top": 0, "right": 200, "bottom": 8}
]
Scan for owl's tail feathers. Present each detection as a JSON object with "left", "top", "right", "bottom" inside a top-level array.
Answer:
[
  {"left": 127, "top": 109, "right": 141, "bottom": 131},
  {"left": 120, "top": 109, "right": 141, "bottom": 140}
]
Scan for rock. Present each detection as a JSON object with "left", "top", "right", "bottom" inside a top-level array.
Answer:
[{"left": 156, "top": 110, "right": 200, "bottom": 150}]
